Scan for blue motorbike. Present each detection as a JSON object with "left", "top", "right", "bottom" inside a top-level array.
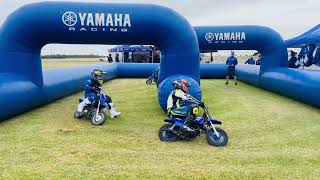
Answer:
[
  {"left": 146, "top": 68, "right": 159, "bottom": 85},
  {"left": 74, "top": 88, "right": 109, "bottom": 126},
  {"left": 159, "top": 96, "right": 228, "bottom": 146}
]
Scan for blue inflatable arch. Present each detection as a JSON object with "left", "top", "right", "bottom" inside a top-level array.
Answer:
[
  {"left": 0, "top": 2, "right": 201, "bottom": 120},
  {"left": 196, "top": 26, "right": 320, "bottom": 108}
]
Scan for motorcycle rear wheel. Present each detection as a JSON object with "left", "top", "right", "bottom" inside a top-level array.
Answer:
[
  {"left": 206, "top": 128, "right": 228, "bottom": 146},
  {"left": 74, "top": 111, "right": 82, "bottom": 119},
  {"left": 91, "top": 111, "right": 107, "bottom": 126},
  {"left": 159, "top": 124, "right": 178, "bottom": 142}
]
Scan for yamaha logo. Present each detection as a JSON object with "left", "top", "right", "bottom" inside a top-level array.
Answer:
[
  {"left": 205, "top": 32, "right": 246, "bottom": 44},
  {"left": 62, "top": 11, "right": 77, "bottom": 27},
  {"left": 61, "top": 11, "right": 131, "bottom": 33},
  {"left": 205, "top": 33, "right": 214, "bottom": 43}
]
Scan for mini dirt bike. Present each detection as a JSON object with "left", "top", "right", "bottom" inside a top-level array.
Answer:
[
  {"left": 74, "top": 88, "right": 109, "bottom": 126},
  {"left": 159, "top": 96, "right": 228, "bottom": 146},
  {"left": 146, "top": 69, "right": 159, "bottom": 84}
]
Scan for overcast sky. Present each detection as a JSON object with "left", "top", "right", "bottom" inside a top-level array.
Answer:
[{"left": 1, "top": 0, "right": 319, "bottom": 55}]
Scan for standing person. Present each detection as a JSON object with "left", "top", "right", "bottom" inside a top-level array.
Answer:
[
  {"left": 115, "top": 53, "right": 120, "bottom": 63},
  {"left": 288, "top": 51, "right": 299, "bottom": 68},
  {"left": 255, "top": 52, "right": 261, "bottom": 65},
  {"left": 225, "top": 51, "right": 238, "bottom": 85},
  {"left": 131, "top": 52, "right": 135, "bottom": 63},
  {"left": 107, "top": 54, "right": 113, "bottom": 63},
  {"left": 124, "top": 52, "right": 129, "bottom": 63},
  {"left": 244, "top": 55, "right": 255, "bottom": 65},
  {"left": 313, "top": 47, "right": 320, "bottom": 66}
]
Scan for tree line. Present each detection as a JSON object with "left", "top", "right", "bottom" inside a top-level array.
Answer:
[{"left": 42, "top": 54, "right": 103, "bottom": 59}]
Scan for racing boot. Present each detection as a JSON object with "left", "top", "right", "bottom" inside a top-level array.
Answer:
[
  {"left": 74, "top": 111, "right": 83, "bottom": 118},
  {"left": 108, "top": 103, "right": 121, "bottom": 118},
  {"left": 75, "top": 98, "right": 91, "bottom": 118},
  {"left": 182, "top": 115, "right": 195, "bottom": 132}
]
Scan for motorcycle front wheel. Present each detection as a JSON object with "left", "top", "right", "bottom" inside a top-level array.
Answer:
[
  {"left": 91, "top": 111, "right": 107, "bottom": 126},
  {"left": 146, "top": 79, "right": 152, "bottom": 84},
  {"left": 158, "top": 124, "right": 178, "bottom": 142},
  {"left": 206, "top": 128, "right": 228, "bottom": 146}
]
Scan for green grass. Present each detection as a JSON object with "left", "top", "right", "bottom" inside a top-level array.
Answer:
[
  {"left": 0, "top": 78, "right": 319, "bottom": 179},
  {"left": 42, "top": 58, "right": 105, "bottom": 69}
]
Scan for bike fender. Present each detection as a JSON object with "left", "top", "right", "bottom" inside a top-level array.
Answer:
[
  {"left": 164, "top": 118, "right": 184, "bottom": 127},
  {"left": 211, "top": 119, "right": 222, "bottom": 125},
  {"left": 164, "top": 119, "right": 174, "bottom": 123},
  {"left": 173, "top": 118, "right": 184, "bottom": 126}
]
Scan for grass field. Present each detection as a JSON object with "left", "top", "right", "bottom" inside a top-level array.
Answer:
[
  {"left": 1, "top": 80, "right": 319, "bottom": 179},
  {"left": 42, "top": 58, "right": 105, "bottom": 69},
  {"left": 0, "top": 61, "right": 319, "bottom": 179}
]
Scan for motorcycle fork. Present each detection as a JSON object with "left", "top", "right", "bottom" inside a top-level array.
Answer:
[
  {"left": 95, "top": 100, "right": 101, "bottom": 120},
  {"left": 169, "top": 124, "right": 175, "bottom": 130},
  {"left": 209, "top": 120, "right": 220, "bottom": 137},
  {"left": 169, "top": 124, "right": 183, "bottom": 138}
]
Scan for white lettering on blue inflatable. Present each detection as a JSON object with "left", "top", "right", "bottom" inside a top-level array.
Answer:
[
  {"left": 62, "top": 11, "right": 132, "bottom": 32},
  {"left": 205, "top": 32, "right": 246, "bottom": 43}
]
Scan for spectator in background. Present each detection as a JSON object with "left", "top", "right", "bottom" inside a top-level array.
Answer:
[
  {"left": 115, "top": 53, "right": 120, "bottom": 63},
  {"left": 297, "top": 45, "right": 316, "bottom": 69},
  {"left": 123, "top": 52, "right": 128, "bottom": 63},
  {"left": 225, "top": 51, "right": 238, "bottom": 85},
  {"left": 244, "top": 54, "right": 255, "bottom": 65},
  {"left": 288, "top": 51, "right": 299, "bottom": 68},
  {"left": 154, "top": 54, "right": 160, "bottom": 63},
  {"left": 313, "top": 47, "right": 320, "bottom": 66},
  {"left": 254, "top": 52, "right": 261, "bottom": 65},
  {"left": 131, "top": 52, "right": 135, "bottom": 63},
  {"left": 107, "top": 54, "right": 113, "bottom": 63}
]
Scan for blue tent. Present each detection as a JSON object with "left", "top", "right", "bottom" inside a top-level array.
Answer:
[
  {"left": 286, "top": 24, "right": 320, "bottom": 48},
  {"left": 108, "top": 45, "right": 152, "bottom": 52},
  {"left": 286, "top": 25, "right": 320, "bottom": 66}
]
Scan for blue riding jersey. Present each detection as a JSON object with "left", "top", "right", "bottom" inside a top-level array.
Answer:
[
  {"left": 84, "top": 79, "right": 101, "bottom": 101},
  {"left": 226, "top": 56, "right": 238, "bottom": 66},
  {"left": 245, "top": 57, "right": 255, "bottom": 65},
  {"left": 84, "top": 79, "right": 112, "bottom": 104}
]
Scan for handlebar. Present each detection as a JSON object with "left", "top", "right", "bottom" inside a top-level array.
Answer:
[
  {"left": 185, "top": 95, "right": 212, "bottom": 117},
  {"left": 186, "top": 95, "right": 205, "bottom": 108},
  {"left": 93, "top": 87, "right": 105, "bottom": 95}
]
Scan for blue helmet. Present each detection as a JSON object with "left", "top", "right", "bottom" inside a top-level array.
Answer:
[{"left": 90, "top": 69, "right": 106, "bottom": 85}]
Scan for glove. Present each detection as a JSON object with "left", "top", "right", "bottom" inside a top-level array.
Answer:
[
  {"left": 199, "top": 102, "right": 204, "bottom": 107},
  {"left": 93, "top": 87, "right": 101, "bottom": 92}
]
